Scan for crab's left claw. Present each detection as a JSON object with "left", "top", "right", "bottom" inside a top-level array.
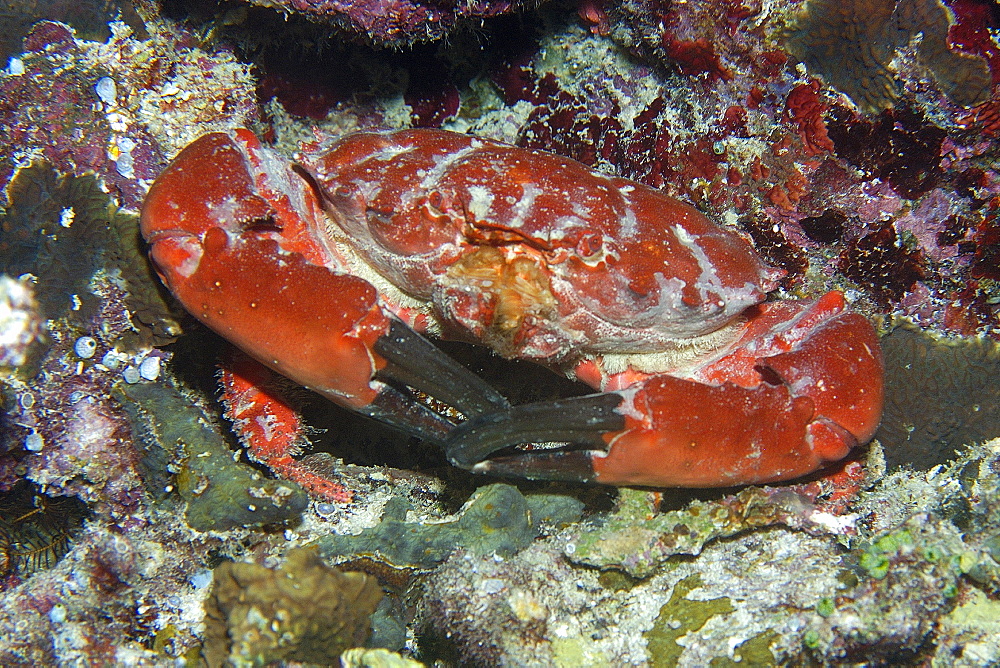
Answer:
[
  {"left": 445, "top": 293, "right": 884, "bottom": 487},
  {"left": 140, "top": 131, "right": 509, "bottom": 445}
]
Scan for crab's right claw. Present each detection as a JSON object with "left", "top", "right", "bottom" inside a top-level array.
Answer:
[{"left": 140, "top": 131, "right": 509, "bottom": 446}]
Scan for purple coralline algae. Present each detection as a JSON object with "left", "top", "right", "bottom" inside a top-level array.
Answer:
[
  {"left": 238, "top": 0, "right": 543, "bottom": 47},
  {"left": 0, "top": 16, "right": 257, "bottom": 210}
]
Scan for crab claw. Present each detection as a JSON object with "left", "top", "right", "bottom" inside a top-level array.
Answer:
[
  {"left": 444, "top": 292, "right": 884, "bottom": 487},
  {"left": 140, "top": 131, "right": 508, "bottom": 444}
]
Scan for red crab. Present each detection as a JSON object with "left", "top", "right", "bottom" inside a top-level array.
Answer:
[{"left": 140, "top": 128, "right": 883, "bottom": 492}]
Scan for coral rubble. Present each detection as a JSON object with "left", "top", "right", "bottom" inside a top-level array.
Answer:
[
  {"left": 414, "top": 440, "right": 1000, "bottom": 665},
  {"left": 0, "top": 276, "right": 43, "bottom": 369},
  {"left": 566, "top": 471, "right": 868, "bottom": 578}
]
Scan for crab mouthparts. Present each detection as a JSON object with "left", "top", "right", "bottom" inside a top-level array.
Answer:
[{"left": 444, "top": 246, "right": 560, "bottom": 357}]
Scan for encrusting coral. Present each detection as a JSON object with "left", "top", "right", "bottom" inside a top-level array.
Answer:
[
  {"left": 0, "top": 160, "right": 183, "bottom": 348},
  {"left": 876, "top": 320, "right": 1000, "bottom": 470},
  {"left": 785, "top": 0, "right": 992, "bottom": 113},
  {"left": 203, "top": 547, "right": 383, "bottom": 666}
]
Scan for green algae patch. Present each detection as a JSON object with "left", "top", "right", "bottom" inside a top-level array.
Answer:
[
  {"left": 815, "top": 596, "right": 836, "bottom": 617},
  {"left": 853, "top": 516, "right": 1000, "bottom": 588},
  {"left": 204, "top": 547, "right": 382, "bottom": 666},
  {"left": 946, "top": 589, "right": 1000, "bottom": 634},
  {"left": 568, "top": 487, "right": 833, "bottom": 578},
  {"left": 341, "top": 647, "right": 425, "bottom": 667},
  {"left": 598, "top": 569, "right": 641, "bottom": 592},
  {"left": 645, "top": 574, "right": 735, "bottom": 667},
  {"left": 709, "top": 630, "right": 778, "bottom": 666},
  {"left": 117, "top": 381, "right": 307, "bottom": 530},
  {"left": 316, "top": 484, "right": 583, "bottom": 569},
  {"left": 568, "top": 488, "right": 722, "bottom": 578},
  {"left": 550, "top": 636, "right": 611, "bottom": 667}
]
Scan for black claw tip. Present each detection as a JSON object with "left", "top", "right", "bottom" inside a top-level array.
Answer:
[{"left": 445, "top": 392, "right": 625, "bottom": 470}]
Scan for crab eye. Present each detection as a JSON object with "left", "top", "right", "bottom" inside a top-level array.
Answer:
[
  {"left": 242, "top": 215, "right": 283, "bottom": 233},
  {"left": 754, "top": 364, "right": 783, "bottom": 387}
]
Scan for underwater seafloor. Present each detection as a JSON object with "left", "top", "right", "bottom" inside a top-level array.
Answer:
[{"left": 1, "top": 0, "right": 1000, "bottom": 665}]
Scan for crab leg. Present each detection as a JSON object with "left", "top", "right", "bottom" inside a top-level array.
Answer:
[
  {"left": 140, "top": 131, "right": 508, "bottom": 445},
  {"left": 445, "top": 293, "right": 884, "bottom": 487}
]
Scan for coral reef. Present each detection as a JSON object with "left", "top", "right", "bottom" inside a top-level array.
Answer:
[
  {"left": 0, "top": 162, "right": 109, "bottom": 326},
  {"left": 802, "top": 441, "right": 1000, "bottom": 663},
  {"left": 566, "top": 466, "right": 868, "bottom": 577},
  {"left": 645, "top": 575, "right": 741, "bottom": 666},
  {"left": 0, "top": 0, "right": 999, "bottom": 663},
  {"left": 0, "top": 276, "right": 44, "bottom": 369},
  {"left": 237, "top": 0, "right": 541, "bottom": 48},
  {"left": 414, "top": 440, "right": 1000, "bottom": 665},
  {"left": 0, "top": 519, "right": 222, "bottom": 665},
  {"left": 119, "top": 380, "right": 308, "bottom": 531},
  {"left": 0, "top": 481, "right": 88, "bottom": 584},
  {"left": 341, "top": 647, "right": 425, "bottom": 667},
  {"left": 0, "top": 159, "right": 183, "bottom": 348},
  {"left": 0, "top": 0, "right": 146, "bottom": 63},
  {"left": 417, "top": 539, "right": 617, "bottom": 666},
  {"left": 826, "top": 105, "right": 947, "bottom": 200},
  {"left": 0, "top": 13, "right": 257, "bottom": 208}
]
